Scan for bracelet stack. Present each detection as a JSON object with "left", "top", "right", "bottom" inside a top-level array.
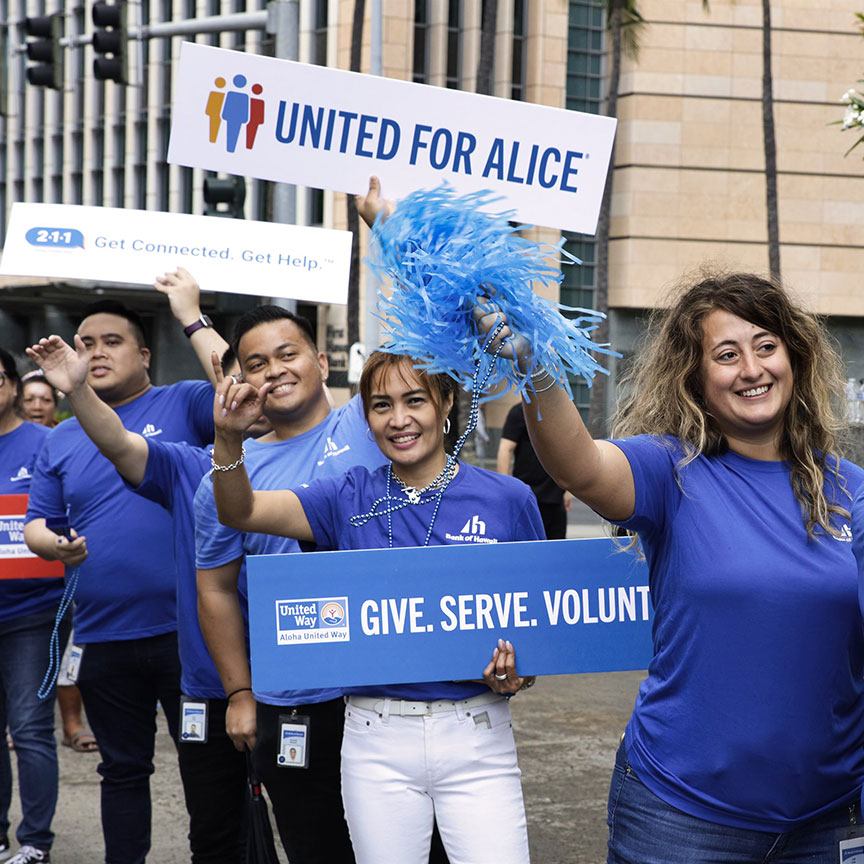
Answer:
[{"left": 529, "top": 368, "right": 559, "bottom": 393}]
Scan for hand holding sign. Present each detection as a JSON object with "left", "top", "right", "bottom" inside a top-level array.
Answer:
[
  {"left": 154, "top": 267, "right": 203, "bottom": 326},
  {"left": 27, "top": 334, "right": 90, "bottom": 395},
  {"left": 355, "top": 176, "right": 395, "bottom": 230},
  {"left": 483, "top": 638, "right": 528, "bottom": 695}
]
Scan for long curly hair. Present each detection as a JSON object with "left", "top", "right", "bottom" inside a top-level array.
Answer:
[{"left": 611, "top": 272, "right": 850, "bottom": 538}]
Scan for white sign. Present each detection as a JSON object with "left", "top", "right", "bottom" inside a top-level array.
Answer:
[
  {"left": 0, "top": 202, "right": 352, "bottom": 305},
  {"left": 168, "top": 43, "right": 617, "bottom": 234}
]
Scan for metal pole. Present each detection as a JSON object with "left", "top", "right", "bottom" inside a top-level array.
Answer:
[
  {"left": 267, "top": 0, "right": 298, "bottom": 311},
  {"left": 364, "top": 0, "right": 382, "bottom": 348}
]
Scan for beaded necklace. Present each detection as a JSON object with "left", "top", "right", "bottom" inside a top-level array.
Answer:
[{"left": 349, "top": 321, "right": 507, "bottom": 548}]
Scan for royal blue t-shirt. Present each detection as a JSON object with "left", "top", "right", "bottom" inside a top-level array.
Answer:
[
  {"left": 26, "top": 381, "right": 214, "bottom": 643},
  {"left": 610, "top": 434, "right": 864, "bottom": 831},
  {"left": 129, "top": 438, "right": 248, "bottom": 698},
  {"left": 0, "top": 422, "right": 63, "bottom": 623},
  {"left": 194, "top": 395, "right": 385, "bottom": 706},
  {"left": 295, "top": 461, "right": 544, "bottom": 702}
]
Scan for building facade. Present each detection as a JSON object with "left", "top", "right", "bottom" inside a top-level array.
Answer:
[{"left": 0, "top": 0, "right": 861, "bottom": 431}]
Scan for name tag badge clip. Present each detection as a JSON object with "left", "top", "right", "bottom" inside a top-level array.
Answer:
[
  {"left": 277, "top": 710, "right": 310, "bottom": 769},
  {"left": 180, "top": 696, "right": 209, "bottom": 744},
  {"left": 66, "top": 645, "right": 84, "bottom": 684}
]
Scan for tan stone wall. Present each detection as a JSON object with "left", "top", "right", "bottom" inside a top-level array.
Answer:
[{"left": 610, "top": 0, "right": 864, "bottom": 315}]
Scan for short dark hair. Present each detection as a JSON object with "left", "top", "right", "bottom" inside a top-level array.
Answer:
[
  {"left": 220, "top": 345, "right": 236, "bottom": 374},
  {"left": 79, "top": 299, "right": 147, "bottom": 347},
  {"left": 0, "top": 348, "right": 20, "bottom": 387},
  {"left": 232, "top": 306, "right": 317, "bottom": 357}
]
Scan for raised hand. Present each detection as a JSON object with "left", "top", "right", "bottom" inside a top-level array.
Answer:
[
  {"left": 211, "top": 352, "right": 272, "bottom": 439},
  {"left": 154, "top": 267, "right": 203, "bottom": 326},
  {"left": 355, "top": 175, "right": 396, "bottom": 229},
  {"left": 471, "top": 284, "right": 533, "bottom": 373},
  {"left": 26, "top": 334, "right": 90, "bottom": 394}
]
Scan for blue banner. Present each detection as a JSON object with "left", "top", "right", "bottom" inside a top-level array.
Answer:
[{"left": 247, "top": 537, "right": 653, "bottom": 692}]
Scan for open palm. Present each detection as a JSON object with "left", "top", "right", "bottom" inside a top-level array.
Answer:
[{"left": 26, "top": 334, "right": 90, "bottom": 393}]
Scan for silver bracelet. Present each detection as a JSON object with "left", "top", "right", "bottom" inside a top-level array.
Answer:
[
  {"left": 529, "top": 367, "right": 550, "bottom": 381},
  {"left": 532, "top": 374, "right": 560, "bottom": 393},
  {"left": 210, "top": 445, "right": 246, "bottom": 473}
]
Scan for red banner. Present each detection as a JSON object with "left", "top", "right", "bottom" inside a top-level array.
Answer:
[{"left": 0, "top": 494, "right": 64, "bottom": 580}]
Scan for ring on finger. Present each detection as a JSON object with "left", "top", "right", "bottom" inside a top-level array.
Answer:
[
  {"left": 230, "top": 375, "right": 238, "bottom": 385},
  {"left": 494, "top": 673, "right": 508, "bottom": 681}
]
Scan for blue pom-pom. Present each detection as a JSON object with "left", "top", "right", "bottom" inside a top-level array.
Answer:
[{"left": 368, "top": 184, "right": 615, "bottom": 400}]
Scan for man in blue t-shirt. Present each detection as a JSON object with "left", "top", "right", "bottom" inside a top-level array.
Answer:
[
  {"left": 24, "top": 300, "right": 214, "bottom": 864},
  {"left": 28, "top": 328, "right": 259, "bottom": 864},
  {"left": 195, "top": 306, "right": 384, "bottom": 864}
]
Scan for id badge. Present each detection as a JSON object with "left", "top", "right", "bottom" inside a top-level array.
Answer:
[
  {"left": 277, "top": 712, "right": 310, "bottom": 769},
  {"left": 66, "top": 645, "right": 84, "bottom": 684},
  {"left": 179, "top": 696, "right": 209, "bottom": 744},
  {"left": 840, "top": 838, "right": 864, "bottom": 863}
]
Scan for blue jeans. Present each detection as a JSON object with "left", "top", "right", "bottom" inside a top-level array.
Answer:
[
  {"left": 0, "top": 605, "right": 67, "bottom": 851},
  {"left": 607, "top": 741, "right": 860, "bottom": 863},
  {"left": 76, "top": 632, "right": 182, "bottom": 864}
]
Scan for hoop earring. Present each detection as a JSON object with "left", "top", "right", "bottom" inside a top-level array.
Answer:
[
  {"left": 366, "top": 427, "right": 375, "bottom": 441},
  {"left": 443, "top": 418, "right": 451, "bottom": 435}
]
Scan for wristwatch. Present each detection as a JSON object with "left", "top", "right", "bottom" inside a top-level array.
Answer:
[{"left": 183, "top": 314, "right": 213, "bottom": 338}]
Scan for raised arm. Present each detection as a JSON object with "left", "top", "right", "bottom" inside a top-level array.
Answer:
[
  {"left": 475, "top": 308, "right": 636, "bottom": 522},
  {"left": 154, "top": 267, "right": 229, "bottom": 386},
  {"left": 27, "top": 335, "right": 149, "bottom": 486},
  {"left": 210, "top": 353, "right": 314, "bottom": 541},
  {"left": 197, "top": 559, "right": 256, "bottom": 751}
]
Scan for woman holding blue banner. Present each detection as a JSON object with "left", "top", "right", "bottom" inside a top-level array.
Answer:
[
  {"left": 209, "top": 348, "right": 542, "bottom": 864},
  {"left": 477, "top": 273, "right": 864, "bottom": 863}
]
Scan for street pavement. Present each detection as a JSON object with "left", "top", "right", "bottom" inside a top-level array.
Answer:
[{"left": 9, "top": 508, "right": 647, "bottom": 863}]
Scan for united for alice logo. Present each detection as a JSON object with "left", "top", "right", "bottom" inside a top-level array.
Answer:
[{"left": 205, "top": 73, "right": 265, "bottom": 153}]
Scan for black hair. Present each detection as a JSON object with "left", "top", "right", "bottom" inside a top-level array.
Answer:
[
  {"left": 220, "top": 345, "right": 236, "bottom": 373},
  {"left": 0, "top": 348, "right": 20, "bottom": 386},
  {"left": 79, "top": 299, "right": 147, "bottom": 347},
  {"left": 231, "top": 305, "right": 317, "bottom": 357}
]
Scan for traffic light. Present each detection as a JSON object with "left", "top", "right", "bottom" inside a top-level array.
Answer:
[
  {"left": 24, "top": 13, "right": 64, "bottom": 90},
  {"left": 92, "top": 1, "right": 127, "bottom": 84},
  {"left": 203, "top": 176, "right": 246, "bottom": 218}
]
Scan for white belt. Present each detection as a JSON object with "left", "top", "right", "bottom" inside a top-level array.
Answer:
[{"left": 346, "top": 691, "right": 505, "bottom": 717}]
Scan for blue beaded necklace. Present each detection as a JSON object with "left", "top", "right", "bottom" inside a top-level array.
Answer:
[{"left": 349, "top": 321, "right": 507, "bottom": 548}]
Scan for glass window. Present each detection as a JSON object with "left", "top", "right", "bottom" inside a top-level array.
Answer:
[{"left": 413, "top": 0, "right": 428, "bottom": 84}]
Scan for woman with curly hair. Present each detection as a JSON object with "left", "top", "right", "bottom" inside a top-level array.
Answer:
[{"left": 480, "top": 272, "right": 864, "bottom": 863}]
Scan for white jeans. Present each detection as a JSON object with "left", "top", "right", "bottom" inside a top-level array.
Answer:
[{"left": 341, "top": 696, "right": 531, "bottom": 864}]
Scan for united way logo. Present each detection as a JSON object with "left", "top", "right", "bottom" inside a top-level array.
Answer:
[
  {"left": 275, "top": 596, "right": 350, "bottom": 645},
  {"left": 206, "top": 73, "right": 265, "bottom": 154}
]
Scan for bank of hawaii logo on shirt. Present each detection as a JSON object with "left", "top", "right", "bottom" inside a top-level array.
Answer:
[
  {"left": 838, "top": 523, "right": 853, "bottom": 542},
  {"left": 316, "top": 436, "right": 350, "bottom": 467},
  {"left": 275, "top": 597, "right": 350, "bottom": 645},
  {"left": 9, "top": 465, "right": 32, "bottom": 483},
  {"left": 445, "top": 515, "right": 498, "bottom": 545},
  {"left": 206, "top": 74, "right": 266, "bottom": 154},
  {"left": 141, "top": 423, "right": 163, "bottom": 438}
]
